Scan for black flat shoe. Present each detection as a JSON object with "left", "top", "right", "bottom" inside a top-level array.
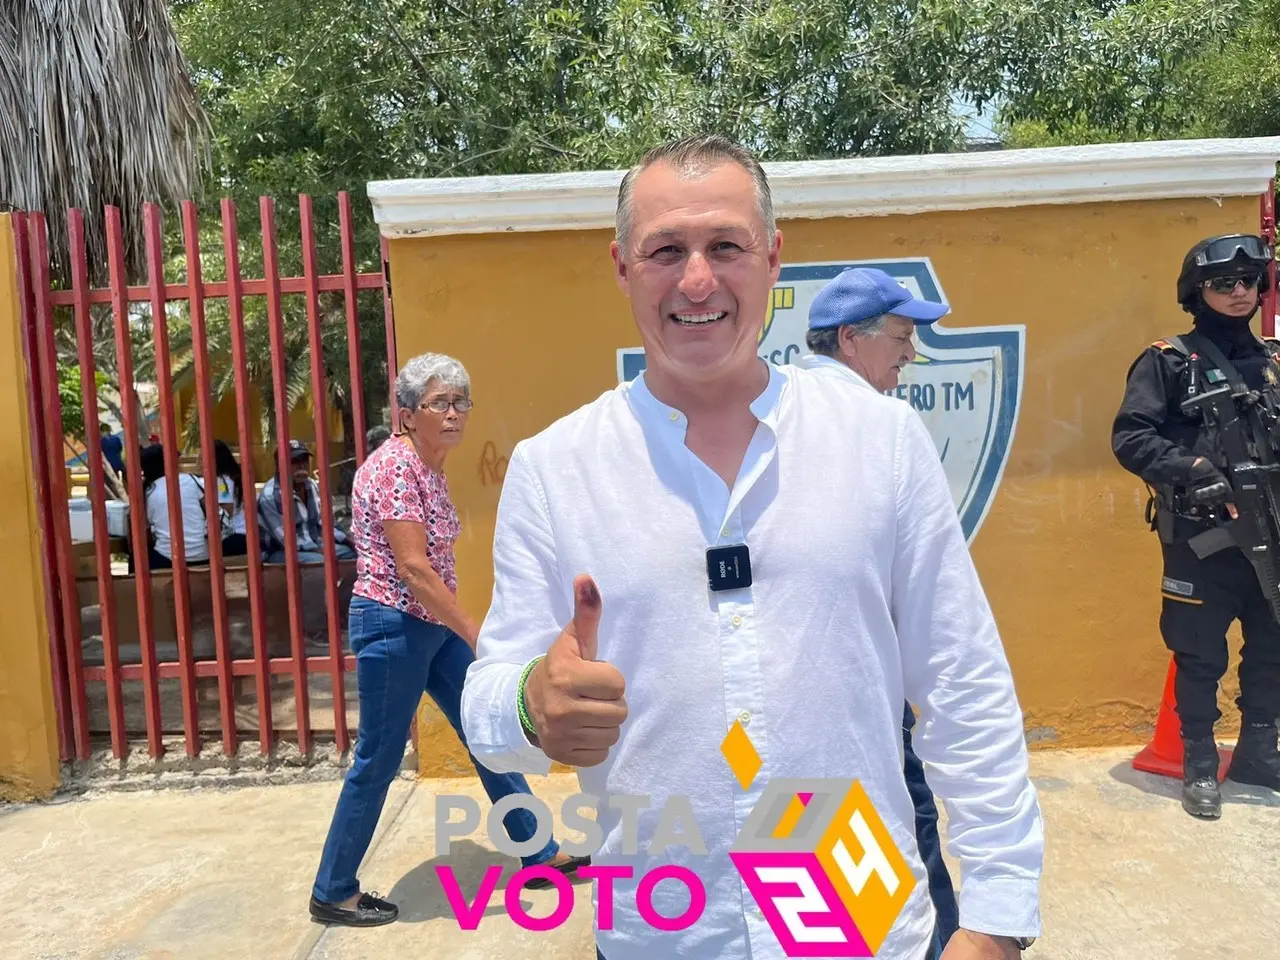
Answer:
[
  {"left": 309, "top": 891, "right": 399, "bottom": 926},
  {"left": 524, "top": 855, "right": 592, "bottom": 890}
]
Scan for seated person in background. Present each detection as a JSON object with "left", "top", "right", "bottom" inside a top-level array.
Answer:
[
  {"left": 139, "top": 443, "right": 210, "bottom": 570},
  {"left": 214, "top": 439, "right": 249, "bottom": 557},
  {"left": 258, "top": 439, "right": 355, "bottom": 564}
]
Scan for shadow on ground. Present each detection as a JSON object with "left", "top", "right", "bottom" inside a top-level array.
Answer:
[
  {"left": 1106, "top": 758, "right": 1280, "bottom": 811},
  {"left": 384, "top": 839, "right": 591, "bottom": 925}
]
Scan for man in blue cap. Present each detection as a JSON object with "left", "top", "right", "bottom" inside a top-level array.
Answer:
[
  {"left": 793, "top": 265, "right": 950, "bottom": 394},
  {"left": 794, "top": 266, "right": 959, "bottom": 955}
]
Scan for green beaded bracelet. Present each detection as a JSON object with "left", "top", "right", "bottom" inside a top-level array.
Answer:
[{"left": 517, "top": 655, "right": 544, "bottom": 740}]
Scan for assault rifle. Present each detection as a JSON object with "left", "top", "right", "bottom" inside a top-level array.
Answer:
[{"left": 1181, "top": 351, "right": 1280, "bottom": 623}]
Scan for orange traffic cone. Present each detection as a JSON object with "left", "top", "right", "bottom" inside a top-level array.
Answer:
[{"left": 1132, "top": 656, "right": 1233, "bottom": 780}]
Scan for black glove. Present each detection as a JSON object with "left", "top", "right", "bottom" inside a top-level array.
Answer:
[{"left": 1187, "top": 459, "right": 1231, "bottom": 505}]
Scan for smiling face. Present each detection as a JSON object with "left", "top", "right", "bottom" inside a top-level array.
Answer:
[
  {"left": 837, "top": 315, "right": 918, "bottom": 392},
  {"left": 610, "top": 159, "right": 782, "bottom": 395}
]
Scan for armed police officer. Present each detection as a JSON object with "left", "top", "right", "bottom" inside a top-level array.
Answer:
[{"left": 1112, "top": 233, "right": 1280, "bottom": 820}]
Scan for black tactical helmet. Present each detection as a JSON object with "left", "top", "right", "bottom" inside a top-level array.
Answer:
[{"left": 1177, "top": 233, "right": 1274, "bottom": 310}]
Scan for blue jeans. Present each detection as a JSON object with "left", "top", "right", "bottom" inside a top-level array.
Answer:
[
  {"left": 312, "top": 597, "right": 560, "bottom": 903},
  {"left": 903, "top": 702, "right": 959, "bottom": 956}
]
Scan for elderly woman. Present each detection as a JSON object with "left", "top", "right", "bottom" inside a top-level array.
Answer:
[{"left": 309, "top": 352, "right": 586, "bottom": 927}]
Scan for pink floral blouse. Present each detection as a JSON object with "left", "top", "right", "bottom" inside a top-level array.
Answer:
[{"left": 350, "top": 437, "right": 461, "bottom": 624}]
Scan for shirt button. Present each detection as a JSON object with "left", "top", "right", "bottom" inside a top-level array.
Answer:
[
  {"left": 732, "top": 615, "right": 743, "bottom": 627},
  {"left": 668, "top": 411, "right": 679, "bottom": 421},
  {"left": 738, "top": 710, "right": 752, "bottom": 726},
  {"left": 721, "top": 526, "right": 730, "bottom": 537}
]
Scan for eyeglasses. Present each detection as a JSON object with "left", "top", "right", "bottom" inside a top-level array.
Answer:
[
  {"left": 1203, "top": 274, "right": 1261, "bottom": 293},
  {"left": 420, "top": 398, "right": 474, "bottom": 413}
]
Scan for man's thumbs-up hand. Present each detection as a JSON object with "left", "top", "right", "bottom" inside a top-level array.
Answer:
[{"left": 522, "top": 574, "right": 627, "bottom": 767}]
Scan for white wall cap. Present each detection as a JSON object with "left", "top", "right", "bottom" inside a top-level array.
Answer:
[{"left": 368, "top": 136, "right": 1280, "bottom": 239}]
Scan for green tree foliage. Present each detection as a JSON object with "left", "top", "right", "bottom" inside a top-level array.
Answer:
[
  {"left": 58, "top": 364, "right": 113, "bottom": 447},
  {"left": 173, "top": 0, "right": 997, "bottom": 193},
  {"left": 986, "top": 0, "right": 1276, "bottom": 146},
  {"left": 1196, "top": 0, "right": 1280, "bottom": 139}
]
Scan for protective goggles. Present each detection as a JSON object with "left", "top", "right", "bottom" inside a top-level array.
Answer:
[{"left": 1194, "top": 235, "right": 1274, "bottom": 268}]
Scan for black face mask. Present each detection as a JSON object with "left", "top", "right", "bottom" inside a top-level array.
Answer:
[
  {"left": 1186, "top": 293, "right": 1275, "bottom": 391},
  {"left": 1190, "top": 294, "right": 1260, "bottom": 342}
]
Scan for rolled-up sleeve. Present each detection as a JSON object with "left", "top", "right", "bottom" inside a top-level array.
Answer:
[
  {"left": 890, "top": 406, "right": 1044, "bottom": 939},
  {"left": 461, "top": 443, "right": 563, "bottom": 775}
]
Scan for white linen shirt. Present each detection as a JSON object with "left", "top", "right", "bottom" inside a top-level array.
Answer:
[
  {"left": 461, "top": 360, "right": 1043, "bottom": 960},
  {"left": 791, "top": 350, "right": 881, "bottom": 394}
]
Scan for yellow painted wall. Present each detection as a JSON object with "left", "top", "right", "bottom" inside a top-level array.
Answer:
[
  {"left": 0, "top": 214, "right": 60, "bottom": 800},
  {"left": 389, "top": 195, "right": 1260, "bottom": 768}
]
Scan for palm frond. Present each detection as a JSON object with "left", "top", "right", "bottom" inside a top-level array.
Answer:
[
  {"left": 1, "top": 0, "right": 212, "bottom": 286},
  {"left": 180, "top": 396, "right": 200, "bottom": 450},
  {"left": 170, "top": 350, "right": 197, "bottom": 395},
  {"left": 258, "top": 403, "right": 274, "bottom": 455},
  {"left": 212, "top": 365, "right": 238, "bottom": 412},
  {"left": 284, "top": 360, "right": 313, "bottom": 419}
]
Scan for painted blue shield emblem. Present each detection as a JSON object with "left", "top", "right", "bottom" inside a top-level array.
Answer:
[{"left": 616, "top": 258, "right": 1025, "bottom": 544}]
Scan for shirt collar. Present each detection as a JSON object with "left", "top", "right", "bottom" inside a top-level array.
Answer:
[
  {"left": 625, "top": 360, "right": 788, "bottom": 430},
  {"left": 791, "top": 352, "right": 878, "bottom": 392}
]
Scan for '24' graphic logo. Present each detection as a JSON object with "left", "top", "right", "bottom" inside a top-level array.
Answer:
[{"left": 723, "top": 723, "right": 915, "bottom": 957}]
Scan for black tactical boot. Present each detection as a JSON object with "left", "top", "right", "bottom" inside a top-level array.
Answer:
[
  {"left": 1225, "top": 721, "right": 1280, "bottom": 791},
  {"left": 1181, "top": 737, "right": 1222, "bottom": 819}
]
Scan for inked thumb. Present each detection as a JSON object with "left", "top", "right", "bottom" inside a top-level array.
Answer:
[{"left": 570, "top": 574, "right": 602, "bottom": 661}]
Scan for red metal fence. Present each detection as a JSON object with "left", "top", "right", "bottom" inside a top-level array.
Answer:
[
  {"left": 12, "top": 192, "right": 397, "bottom": 762},
  {"left": 1262, "top": 184, "right": 1277, "bottom": 339}
]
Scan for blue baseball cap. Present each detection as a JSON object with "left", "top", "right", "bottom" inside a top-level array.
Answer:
[{"left": 807, "top": 268, "right": 951, "bottom": 330}]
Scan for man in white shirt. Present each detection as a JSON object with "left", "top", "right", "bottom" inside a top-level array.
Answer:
[
  {"left": 792, "top": 267, "right": 960, "bottom": 955},
  {"left": 461, "top": 134, "right": 1043, "bottom": 960}
]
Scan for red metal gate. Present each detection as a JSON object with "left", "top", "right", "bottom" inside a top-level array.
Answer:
[
  {"left": 13, "top": 193, "right": 398, "bottom": 762},
  {"left": 1262, "top": 183, "right": 1277, "bottom": 338}
]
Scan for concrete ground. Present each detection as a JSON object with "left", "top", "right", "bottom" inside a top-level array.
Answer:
[{"left": 1, "top": 747, "right": 1277, "bottom": 960}]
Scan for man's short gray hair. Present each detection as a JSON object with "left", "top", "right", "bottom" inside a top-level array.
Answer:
[
  {"left": 394, "top": 352, "right": 470, "bottom": 412},
  {"left": 804, "top": 314, "right": 889, "bottom": 358},
  {"left": 615, "top": 133, "right": 776, "bottom": 252}
]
